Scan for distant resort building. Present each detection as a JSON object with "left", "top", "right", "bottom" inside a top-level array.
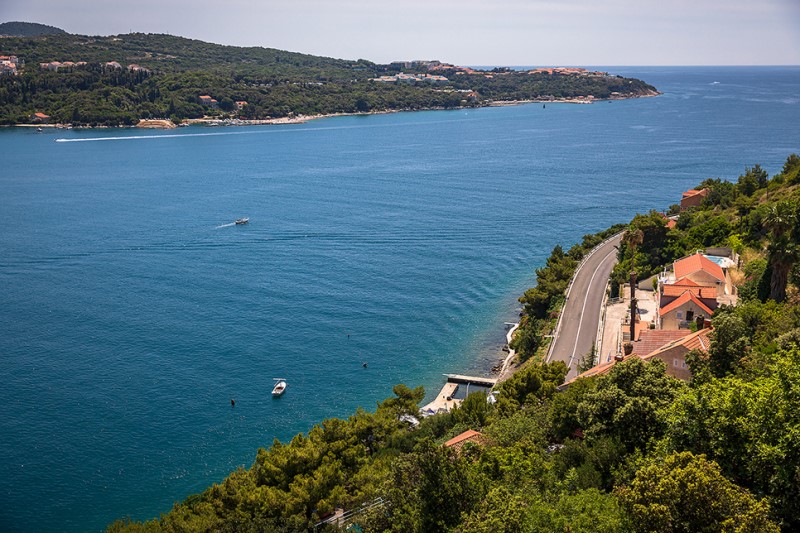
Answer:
[
  {"left": 104, "top": 61, "right": 122, "bottom": 70},
  {"left": 1, "top": 55, "right": 19, "bottom": 75},
  {"left": 40, "top": 61, "right": 62, "bottom": 71},
  {"left": 371, "top": 72, "right": 449, "bottom": 85},
  {"left": 198, "top": 95, "right": 219, "bottom": 108},
  {"left": 30, "top": 112, "right": 50, "bottom": 123},
  {"left": 127, "top": 64, "right": 150, "bottom": 73},
  {"left": 528, "top": 67, "right": 609, "bottom": 77},
  {"left": 390, "top": 60, "right": 441, "bottom": 70}
]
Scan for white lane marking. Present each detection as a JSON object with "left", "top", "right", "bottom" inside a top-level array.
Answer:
[{"left": 567, "top": 246, "right": 619, "bottom": 368}]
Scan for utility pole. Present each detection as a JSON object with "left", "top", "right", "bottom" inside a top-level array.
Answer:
[{"left": 629, "top": 270, "right": 638, "bottom": 343}]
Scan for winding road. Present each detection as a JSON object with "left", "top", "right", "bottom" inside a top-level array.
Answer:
[{"left": 547, "top": 233, "right": 623, "bottom": 380}]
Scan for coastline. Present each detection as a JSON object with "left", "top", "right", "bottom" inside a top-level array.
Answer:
[{"left": 6, "top": 92, "right": 661, "bottom": 130}]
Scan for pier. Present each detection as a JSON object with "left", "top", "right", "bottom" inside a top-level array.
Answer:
[
  {"left": 442, "top": 374, "right": 497, "bottom": 387},
  {"left": 420, "top": 374, "right": 498, "bottom": 414}
]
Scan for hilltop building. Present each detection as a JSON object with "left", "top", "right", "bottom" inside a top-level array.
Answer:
[
  {"left": 371, "top": 72, "right": 449, "bottom": 85},
  {"left": 198, "top": 95, "right": 219, "bottom": 108},
  {"left": 680, "top": 188, "right": 709, "bottom": 210}
]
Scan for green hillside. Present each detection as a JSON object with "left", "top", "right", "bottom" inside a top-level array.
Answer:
[
  {"left": 110, "top": 154, "right": 800, "bottom": 532},
  {"left": 0, "top": 21, "right": 66, "bottom": 37},
  {"left": 0, "top": 32, "right": 658, "bottom": 126}
]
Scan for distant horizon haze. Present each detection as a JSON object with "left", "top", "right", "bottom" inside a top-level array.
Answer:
[{"left": 1, "top": 0, "right": 799, "bottom": 66}]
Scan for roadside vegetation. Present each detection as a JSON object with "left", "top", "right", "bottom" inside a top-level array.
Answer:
[{"left": 110, "top": 154, "right": 800, "bottom": 531}]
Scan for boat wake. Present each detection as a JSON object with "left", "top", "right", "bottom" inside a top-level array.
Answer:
[
  {"left": 215, "top": 222, "right": 236, "bottom": 229},
  {"left": 52, "top": 117, "right": 482, "bottom": 144}
]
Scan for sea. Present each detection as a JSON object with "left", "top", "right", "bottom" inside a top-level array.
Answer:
[{"left": 1, "top": 66, "right": 799, "bottom": 531}]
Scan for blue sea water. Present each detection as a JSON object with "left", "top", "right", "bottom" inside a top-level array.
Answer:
[{"left": 1, "top": 66, "right": 798, "bottom": 531}]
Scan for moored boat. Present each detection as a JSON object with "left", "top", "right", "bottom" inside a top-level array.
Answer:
[{"left": 272, "top": 378, "right": 287, "bottom": 396}]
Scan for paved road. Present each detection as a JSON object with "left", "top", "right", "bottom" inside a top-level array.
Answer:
[{"left": 547, "top": 233, "right": 623, "bottom": 380}]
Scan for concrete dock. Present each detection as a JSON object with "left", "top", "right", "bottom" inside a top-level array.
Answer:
[
  {"left": 420, "top": 374, "right": 498, "bottom": 414},
  {"left": 443, "top": 374, "right": 497, "bottom": 386}
]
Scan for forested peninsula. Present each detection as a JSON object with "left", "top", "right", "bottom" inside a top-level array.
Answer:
[
  {"left": 0, "top": 27, "right": 657, "bottom": 127},
  {"left": 108, "top": 155, "right": 800, "bottom": 532}
]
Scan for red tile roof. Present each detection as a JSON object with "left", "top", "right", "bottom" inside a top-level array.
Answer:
[
  {"left": 682, "top": 329, "right": 712, "bottom": 351},
  {"left": 444, "top": 430, "right": 488, "bottom": 450},
  {"left": 631, "top": 330, "right": 691, "bottom": 356},
  {"left": 682, "top": 188, "right": 709, "bottom": 200},
  {"left": 659, "top": 290, "right": 715, "bottom": 317},
  {"left": 674, "top": 253, "right": 725, "bottom": 282},
  {"left": 564, "top": 328, "right": 713, "bottom": 386},
  {"left": 662, "top": 285, "right": 717, "bottom": 299},
  {"left": 643, "top": 328, "right": 712, "bottom": 359}
]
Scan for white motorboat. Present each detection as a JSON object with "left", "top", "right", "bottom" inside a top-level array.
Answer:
[
  {"left": 235, "top": 217, "right": 249, "bottom": 225},
  {"left": 272, "top": 378, "right": 287, "bottom": 397}
]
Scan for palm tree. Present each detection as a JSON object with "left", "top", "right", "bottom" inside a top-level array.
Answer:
[
  {"left": 763, "top": 201, "right": 798, "bottom": 302},
  {"left": 623, "top": 228, "right": 644, "bottom": 341}
]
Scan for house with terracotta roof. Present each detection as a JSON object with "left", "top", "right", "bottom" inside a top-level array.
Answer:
[
  {"left": 443, "top": 430, "right": 490, "bottom": 453},
  {"left": 198, "top": 95, "right": 218, "bottom": 108},
  {"left": 0, "top": 60, "right": 16, "bottom": 75},
  {"left": 659, "top": 290, "right": 715, "bottom": 330},
  {"left": 104, "top": 61, "right": 122, "bottom": 70},
  {"left": 672, "top": 252, "right": 731, "bottom": 297},
  {"left": 630, "top": 329, "right": 692, "bottom": 357},
  {"left": 235, "top": 101, "right": 248, "bottom": 110},
  {"left": 658, "top": 278, "right": 718, "bottom": 330},
  {"left": 680, "top": 188, "right": 709, "bottom": 210},
  {"left": 563, "top": 328, "right": 712, "bottom": 386},
  {"left": 641, "top": 328, "right": 711, "bottom": 381},
  {"left": 30, "top": 112, "right": 50, "bottom": 123}
]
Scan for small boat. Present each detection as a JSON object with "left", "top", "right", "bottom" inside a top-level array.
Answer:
[
  {"left": 235, "top": 217, "right": 249, "bottom": 225},
  {"left": 272, "top": 378, "right": 287, "bottom": 397}
]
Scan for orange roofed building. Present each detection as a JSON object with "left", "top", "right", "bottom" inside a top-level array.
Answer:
[
  {"left": 659, "top": 291, "right": 715, "bottom": 330},
  {"left": 444, "top": 430, "right": 490, "bottom": 453},
  {"left": 30, "top": 112, "right": 50, "bottom": 123},
  {"left": 680, "top": 188, "right": 709, "bottom": 210},
  {"left": 563, "top": 328, "right": 712, "bottom": 386},
  {"left": 658, "top": 277, "right": 718, "bottom": 329},
  {"left": 673, "top": 252, "right": 731, "bottom": 297}
]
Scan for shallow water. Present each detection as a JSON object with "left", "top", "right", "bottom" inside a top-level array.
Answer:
[{"left": 1, "top": 66, "right": 798, "bottom": 531}]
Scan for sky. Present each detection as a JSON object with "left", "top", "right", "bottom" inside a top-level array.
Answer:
[{"left": 2, "top": 0, "right": 799, "bottom": 65}]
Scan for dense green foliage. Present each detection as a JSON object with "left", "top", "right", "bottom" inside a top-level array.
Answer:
[
  {"left": 110, "top": 158, "right": 800, "bottom": 531},
  {"left": 0, "top": 32, "right": 656, "bottom": 126}
]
